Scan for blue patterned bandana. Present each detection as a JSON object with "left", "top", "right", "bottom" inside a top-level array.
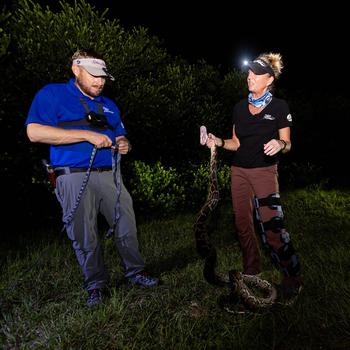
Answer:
[{"left": 248, "top": 91, "right": 273, "bottom": 108}]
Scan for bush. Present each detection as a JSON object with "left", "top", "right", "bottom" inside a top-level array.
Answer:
[
  {"left": 127, "top": 157, "right": 231, "bottom": 217},
  {"left": 129, "top": 160, "right": 185, "bottom": 216},
  {"left": 184, "top": 160, "right": 231, "bottom": 208}
]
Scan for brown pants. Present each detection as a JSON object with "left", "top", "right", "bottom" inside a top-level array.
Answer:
[{"left": 231, "top": 165, "right": 300, "bottom": 276}]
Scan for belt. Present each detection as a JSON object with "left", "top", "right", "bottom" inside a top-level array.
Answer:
[{"left": 54, "top": 166, "right": 112, "bottom": 177}]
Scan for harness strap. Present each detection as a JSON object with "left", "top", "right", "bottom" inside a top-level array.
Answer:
[
  {"left": 57, "top": 119, "right": 91, "bottom": 127},
  {"left": 262, "top": 216, "right": 285, "bottom": 233},
  {"left": 80, "top": 97, "right": 91, "bottom": 113},
  {"left": 57, "top": 98, "right": 104, "bottom": 128},
  {"left": 254, "top": 194, "right": 281, "bottom": 209},
  {"left": 79, "top": 97, "right": 104, "bottom": 115}
]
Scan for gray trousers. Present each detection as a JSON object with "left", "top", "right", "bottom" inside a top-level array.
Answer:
[{"left": 55, "top": 171, "right": 145, "bottom": 290}]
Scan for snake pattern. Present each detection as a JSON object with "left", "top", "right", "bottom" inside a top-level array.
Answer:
[{"left": 194, "top": 130, "right": 277, "bottom": 310}]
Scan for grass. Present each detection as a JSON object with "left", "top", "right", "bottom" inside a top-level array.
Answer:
[{"left": 1, "top": 188, "right": 350, "bottom": 349}]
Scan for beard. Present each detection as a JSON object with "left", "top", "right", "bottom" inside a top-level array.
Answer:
[{"left": 76, "top": 77, "right": 104, "bottom": 98}]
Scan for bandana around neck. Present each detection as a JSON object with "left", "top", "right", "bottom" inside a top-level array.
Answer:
[{"left": 248, "top": 91, "right": 273, "bottom": 108}]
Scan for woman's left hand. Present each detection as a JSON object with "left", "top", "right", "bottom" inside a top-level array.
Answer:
[{"left": 264, "top": 139, "right": 284, "bottom": 156}]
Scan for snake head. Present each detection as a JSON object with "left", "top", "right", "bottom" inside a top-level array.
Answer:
[{"left": 200, "top": 125, "right": 208, "bottom": 145}]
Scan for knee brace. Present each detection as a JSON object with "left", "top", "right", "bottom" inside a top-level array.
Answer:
[
  {"left": 254, "top": 193, "right": 282, "bottom": 211},
  {"left": 254, "top": 193, "right": 300, "bottom": 276},
  {"left": 254, "top": 193, "right": 284, "bottom": 244}
]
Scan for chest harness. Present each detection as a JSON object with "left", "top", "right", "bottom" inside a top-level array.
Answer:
[{"left": 59, "top": 98, "right": 122, "bottom": 238}]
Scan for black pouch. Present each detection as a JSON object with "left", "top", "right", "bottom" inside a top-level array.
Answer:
[{"left": 85, "top": 111, "right": 113, "bottom": 130}]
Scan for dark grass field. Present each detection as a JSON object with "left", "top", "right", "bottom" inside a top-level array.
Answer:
[{"left": 1, "top": 188, "right": 349, "bottom": 349}]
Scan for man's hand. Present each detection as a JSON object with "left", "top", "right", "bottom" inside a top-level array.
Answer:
[
  {"left": 86, "top": 131, "right": 113, "bottom": 149},
  {"left": 115, "top": 136, "right": 131, "bottom": 154}
]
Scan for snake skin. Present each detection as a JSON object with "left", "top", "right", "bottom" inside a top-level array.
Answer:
[{"left": 194, "top": 145, "right": 277, "bottom": 310}]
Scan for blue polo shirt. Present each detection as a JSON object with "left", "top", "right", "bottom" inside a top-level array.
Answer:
[{"left": 26, "top": 79, "right": 126, "bottom": 167}]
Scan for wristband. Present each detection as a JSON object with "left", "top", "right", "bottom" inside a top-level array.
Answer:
[{"left": 280, "top": 140, "right": 287, "bottom": 151}]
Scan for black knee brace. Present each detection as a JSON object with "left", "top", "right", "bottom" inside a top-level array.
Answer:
[
  {"left": 254, "top": 193, "right": 300, "bottom": 276},
  {"left": 254, "top": 193, "right": 284, "bottom": 244}
]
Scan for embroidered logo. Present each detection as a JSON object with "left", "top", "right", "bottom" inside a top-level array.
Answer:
[
  {"left": 103, "top": 106, "right": 114, "bottom": 114},
  {"left": 263, "top": 114, "right": 275, "bottom": 120},
  {"left": 255, "top": 59, "right": 268, "bottom": 67},
  {"left": 287, "top": 113, "right": 292, "bottom": 122}
]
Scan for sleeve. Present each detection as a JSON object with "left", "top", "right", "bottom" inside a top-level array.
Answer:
[
  {"left": 107, "top": 99, "right": 127, "bottom": 137},
  {"left": 277, "top": 100, "right": 293, "bottom": 129},
  {"left": 25, "top": 86, "right": 58, "bottom": 126}
]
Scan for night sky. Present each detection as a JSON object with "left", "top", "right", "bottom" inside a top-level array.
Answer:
[
  {"left": 20, "top": 0, "right": 347, "bottom": 93},
  {"left": 86, "top": 1, "right": 347, "bottom": 94}
]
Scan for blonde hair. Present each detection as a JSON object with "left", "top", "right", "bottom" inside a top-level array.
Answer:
[
  {"left": 71, "top": 48, "right": 102, "bottom": 61},
  {"left": 258, "top": 52, "right": 284, "bottom": 79}
]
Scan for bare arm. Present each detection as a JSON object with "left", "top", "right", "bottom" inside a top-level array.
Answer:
[
  {"left": 27, "top": 123, "right": 112, "bottom": 148},
  {"left": 206, "top": 126, "right": 240, "bottom": 151},
  {"left": 264, "top": 127, "right": 291, "bottom": 156}
]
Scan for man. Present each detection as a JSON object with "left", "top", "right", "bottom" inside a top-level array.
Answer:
[{"left": 26, "top": 48, "right": 159, "bottom": 307}]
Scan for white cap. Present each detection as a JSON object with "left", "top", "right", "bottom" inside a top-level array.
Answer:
[{"left": 73, "top": 58, "right": 115, "bottom": 81}]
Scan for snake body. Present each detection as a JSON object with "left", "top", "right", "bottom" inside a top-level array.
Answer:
[{"left": 195, "top": 130, "right": 277, "bottom": 310}]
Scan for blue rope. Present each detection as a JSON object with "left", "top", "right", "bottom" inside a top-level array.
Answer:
[
  {"left": 63, "top": 146, "right": 98, "bottom": 229},
  {"left": 62, "top": 144, "right": 122, "bottom": 238}
]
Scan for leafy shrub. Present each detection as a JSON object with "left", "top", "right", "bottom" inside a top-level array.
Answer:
[
  {"left": 129, "top": 160, "right": 185, "bottom": 216},
  {"left": 182, "top": 159, "right": 231, "bottom": 208},
  {"left": 279, "top": 161, "right": 328, "bottom": 189}
]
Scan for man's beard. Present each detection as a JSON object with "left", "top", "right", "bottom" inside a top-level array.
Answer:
[{"left": 76, "top": 77, "right": 104, "bottom": 97}]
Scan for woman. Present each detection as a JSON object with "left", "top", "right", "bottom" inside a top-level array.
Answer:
[{"left": 206, "top": 53, "right": 302, "bottom": 299}]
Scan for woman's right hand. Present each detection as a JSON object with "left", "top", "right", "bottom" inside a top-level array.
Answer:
[{"left": 206, "top": 133, "right": 217, "bottom": 148}]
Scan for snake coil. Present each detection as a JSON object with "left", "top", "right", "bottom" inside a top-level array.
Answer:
[{"left": 194, "top": 126, "right": 277, "bottom": 310}]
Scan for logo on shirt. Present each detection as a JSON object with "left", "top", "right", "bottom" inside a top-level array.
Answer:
[
  {"left": 286, "top": 113, "right": 292, "bottom": 122},
  {"left": 103, "top": 106, "right": 114, "bottom": 114},
  {"left": 262, "top": 114, "right": 275, "bottom": 121}
]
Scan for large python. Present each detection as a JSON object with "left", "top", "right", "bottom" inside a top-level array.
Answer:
[{"left": 194, "top": 126, "right": 277, "bottom": 310}]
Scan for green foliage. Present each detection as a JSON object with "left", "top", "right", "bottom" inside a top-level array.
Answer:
[
  {"left": 0, "top": 9, "right": 11, "bottom": 58},
  {"left": 220, "top": 69, "right": 247, "bottom": 128},
  {"left": 10, "top": 0, "right": 166, "bottom": 87},
  {"left": 185, "top": 159, "right": 231, "bottom": 206},
  {"left": 129, "top": 160, "right": 185, "bottom": 215},
  {"left": 1, "top": 0, "right": 344, "bottom": 226},
  {"left": 3, "top": 0, "right": 242, "bottom": 167},
  {"left": 280, "top": 161, "right": 328, "bottom": 189},
  {"left": 126, "top": 158, "right": 230, "bottom": 215},
  {"left": 124, "top": 61, "right": 225, "bottom": 165}
]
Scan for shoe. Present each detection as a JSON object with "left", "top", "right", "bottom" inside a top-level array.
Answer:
[
  {"left": 127, "top": 271, "right": 159, "bottom": 287},
  {"left": 86, "top": 288, "right": 103, "bottom": 307}
]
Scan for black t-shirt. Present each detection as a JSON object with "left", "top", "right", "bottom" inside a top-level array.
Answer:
[{"left": 231, "top": 97, "right": 292, "bottom": 168}]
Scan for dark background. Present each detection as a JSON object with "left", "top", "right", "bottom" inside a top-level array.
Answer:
[
  {"left": 30, "top": 1, "right": 347, "bottom": 93},
  {"left": 90, "top": 2, "right": 347, "bottom": 93}
]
